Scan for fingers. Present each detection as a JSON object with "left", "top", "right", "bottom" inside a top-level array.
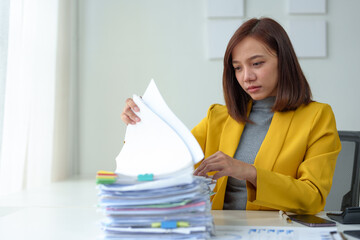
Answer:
[
  {"left": 126, "top": 98, "right": 140, "bottom": 112},
  {"left": 121, "top": 112, "right": 137, "bottom": 125},
  {"left": 193, "top": 160, "right": 205, "bottom": 175},
  {"left": 194, "top": 154, "right": 215, "bottom": 174},
  {"left": 212, "top": 171, "right": 227, "bottom": 180},
  {"left": 197, "top": 162, "right": 223, "bottom": 177},
  {"left": 193, "top": 151, "right": 243, "bottom": 180},
  {"left": 193, "top": 151, "right": 256, "bottom": 184},
  {"left": 193, "top": 151, "right": 225, "bottom": 176},
  {"left": 121, "top": 98, "right": 141, "bottom": 125}
]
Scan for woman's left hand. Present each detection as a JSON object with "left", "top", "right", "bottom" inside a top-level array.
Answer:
[{"left": 193, "top": 151, "right": 257, "bottom": 187}]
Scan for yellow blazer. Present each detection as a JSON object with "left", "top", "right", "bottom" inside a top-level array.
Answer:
[{"left": 192, "top": 101, "right": 341, "bottom": 214}]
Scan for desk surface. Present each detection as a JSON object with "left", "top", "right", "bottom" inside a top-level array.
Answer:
[{"left": 0, "top": 178, "right": 359, "bottom": 240}]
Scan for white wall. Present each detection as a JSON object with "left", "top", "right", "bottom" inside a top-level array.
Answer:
[{"left": 77, "top": 0, "right": 360, "bottom": 176}]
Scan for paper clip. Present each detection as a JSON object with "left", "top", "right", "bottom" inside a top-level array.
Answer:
[{"left": 137, "top": 173, "right": 154, "bottom": 181}]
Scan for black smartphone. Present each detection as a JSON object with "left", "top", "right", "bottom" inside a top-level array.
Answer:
[{"left": 290, "top": 214, "right": 336, "bottom": 227}]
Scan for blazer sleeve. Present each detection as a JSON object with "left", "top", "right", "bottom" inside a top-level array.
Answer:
[
  {"left": 191, "top": 104, "right": 229, "bottom": 169},
  {"left": 248, "top": 104, "right": 342, "bottom": 214},
  {"left": 191, "top": 104, "right": 215, "bottom": 169}
]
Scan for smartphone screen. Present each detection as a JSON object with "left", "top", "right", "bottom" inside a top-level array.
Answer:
[{"left": 290, "top": 215, "right": 336, "bottom": 227}]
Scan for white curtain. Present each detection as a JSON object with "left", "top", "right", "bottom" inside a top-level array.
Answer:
[{"left": 0, "top": 0, "right": 74, "bottom": 195}]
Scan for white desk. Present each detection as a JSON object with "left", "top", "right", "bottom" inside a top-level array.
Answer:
[
  {"left": 212, "top": 210, "right": 360, "bottom": 239},
  {"left": 0, "top": 178, "right": 359, "bottom": 240}
]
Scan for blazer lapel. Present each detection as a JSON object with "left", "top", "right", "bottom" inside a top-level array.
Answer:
[
  {"left": 218, "top": 102, "right": 252, "bottom": 157},
  {"left": 212, "top": 102, "right": 294, "bottom": 210},
  {"left": 213, "top": 103, "right": 250, "bottom": 209},
  {"left": 254, "top": 110, "right": 295, "bottom": 170},
  {"left": 218, "top": 117, "right": 244, "bottom": 157}
]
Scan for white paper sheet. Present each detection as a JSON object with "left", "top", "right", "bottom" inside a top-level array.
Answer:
[
  {"left": 142, "top": 79, "right": 204, "bottom": 163},
  {"left": 214, "top": 226, "right": 337, "bottom": 240},
  {"left": 103, "top": 226, "right": 206, "bottom": 234},
  {"left": 116, "top": 95, "right": 193, "bottom": 176},
  {"left": 115, "top": 79, "right": 204, "bottom": 177},
  {"left": 100, "top": 171, "right": 194, "bottom": 192}
]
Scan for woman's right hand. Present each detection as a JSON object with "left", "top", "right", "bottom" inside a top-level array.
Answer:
[{"left": 121, "top": 98, "right": 141, "bottom": 125}]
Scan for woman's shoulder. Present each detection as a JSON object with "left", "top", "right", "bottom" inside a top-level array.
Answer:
[
  {"left": 207, "top": 103, "right": 228, "bottom": 113},
  {"left": 293, "top": 101, "right": 336, "bottom": 124},
  {"left": 206, "top": 104, "right": 229, "bottom": 118},
  {"left": 192, "top": 104, "right": 230, "bottom": 137},
  {"left": 297, "top": 101, "right": 334, "bottom": 115},
  {"left": 204, "top": 104, "right": 231, "bottom": 124}
]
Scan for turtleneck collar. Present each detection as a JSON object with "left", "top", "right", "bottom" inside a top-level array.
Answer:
[{"left": 252, "top": 96, "right": 275, "bottom": 111}]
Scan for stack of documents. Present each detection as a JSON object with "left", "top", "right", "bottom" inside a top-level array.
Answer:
[
  {"left": 96, "top": 80, "right": 214, "bottom": 239},
  {"left": 96, "top": 171, "right": 214, "bottom": 239}
]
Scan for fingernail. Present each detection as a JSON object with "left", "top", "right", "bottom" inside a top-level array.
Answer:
[
  {"left": 134, "top": 106, "right": 140, "bottom": 112},
  {"left": 135, "top": 117, "right": 140, "bottom": 122}
]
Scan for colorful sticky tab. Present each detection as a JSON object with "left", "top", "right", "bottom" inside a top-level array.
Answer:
[
  {"left": 151, "top": 221, "right": 189, "bottom": 228},
  {"left": 97, "top": 170, "right": 117, "bottom": 176},
  {"left": 177, "top": 221, "right": 190, "bottom": 227},
  {"left": 137, "top": 173, "right": 154, "bottom": 181},
  {"left": 151, "top": 222, "right": 161, "bottom": 228},
  {"left": 96, "top": 178, "right": 116, "bottom": 184},
  {"left": 96, "top": 170, "right": 117, "bottom": 184},
  {"left": 161, "top": 220, "right": 177, "bottom": 229}
]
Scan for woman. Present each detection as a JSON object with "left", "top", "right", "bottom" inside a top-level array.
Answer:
[{"left": 121, "top": 18, "right": 341, "bottom": 214}]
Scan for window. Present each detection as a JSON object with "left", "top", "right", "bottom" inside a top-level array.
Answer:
[{"left": 0, "top": 0, "right": 10, "bottom": 157}]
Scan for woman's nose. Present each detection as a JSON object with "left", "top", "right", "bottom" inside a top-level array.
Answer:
[{"left": 243, "top": 67, "right": 256, "bottom": 82}]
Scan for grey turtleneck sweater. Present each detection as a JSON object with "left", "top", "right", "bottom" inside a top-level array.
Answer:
[{"left": 223, "top": 97, "right": 275, "bottom": 210}]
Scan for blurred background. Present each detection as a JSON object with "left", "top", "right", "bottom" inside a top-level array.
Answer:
[{"left": 0, "top": 0, "right": 359, "bottom": 195}]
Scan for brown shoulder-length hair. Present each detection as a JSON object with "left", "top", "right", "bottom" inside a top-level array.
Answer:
[{"left": 223, "top": 17, "right": 312, "bottom": 123}]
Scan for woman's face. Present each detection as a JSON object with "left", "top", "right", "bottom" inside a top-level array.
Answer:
[{"left": 232, "top": 37, "right": 279, "bottom": 100}]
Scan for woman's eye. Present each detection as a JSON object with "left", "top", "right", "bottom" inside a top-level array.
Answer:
[
  {"left": 234, "top": 66, "right": 241, "bottom": 71},
  {"left": 253, "top": 61, "right": 264, "bottom": 67}
]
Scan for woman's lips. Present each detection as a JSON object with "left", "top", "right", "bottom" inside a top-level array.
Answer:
[{"left": 247, "top": 86, "right": 261, "bottom": 93}]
